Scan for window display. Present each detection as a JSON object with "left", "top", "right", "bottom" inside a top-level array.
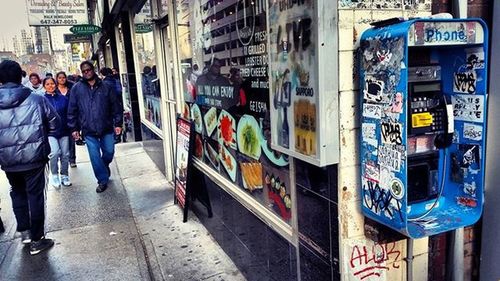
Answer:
[
  {"left": 175, "top": 0, "right": 292, "bottom": 223},
  {"left": 135, "top": 1, "right": 162, "bottom": 130}
]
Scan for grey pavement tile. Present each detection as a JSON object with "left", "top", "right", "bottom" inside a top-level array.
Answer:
[{"left": 0, "top": 222, "right": 149, "bottom": 281}]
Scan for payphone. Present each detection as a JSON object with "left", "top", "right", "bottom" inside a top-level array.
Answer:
[{"left": 359, "top": 19, "right": 488, "bottom": 238}]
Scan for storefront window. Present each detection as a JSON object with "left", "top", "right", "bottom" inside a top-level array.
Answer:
[
  {"left": 135, "top": 1, "right": 162, "bottom": 130},
  {"left": 176, "top": 0, "right": 292, "bottom": 223}
]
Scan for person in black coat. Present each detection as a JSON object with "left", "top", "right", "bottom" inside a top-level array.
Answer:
[
  {"left": 0, "top": 60, "right": 59, "bottom": 255},
  {"left": 67, "top": 61, "right": 122, "bottom": 193}
]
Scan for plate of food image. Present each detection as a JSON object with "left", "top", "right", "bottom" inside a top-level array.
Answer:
[
  {"left": 259, "top": 125, "right": 288, "bottom": 166},
  {"left": 219, "top": 145, "right": 237, "bottom": 182},
  {"left": 203, "top": 107, "right": 217, "bottom": 137},
  {"left": 204, "top": 141, "right": 220, "bottom": 171},
  {"left": 182, "top": 103, "right": 191, "bottom": 119},
  {"left": 194, "top": 134, "right": 203, "bottom": 159},
  {"left": 217, "top": 110, "right": 237, "bottom": 150},
  {"left": 240, "top": 162, "right": 263, "bottom": 192},
  {"left": 191, "top": 103, "right": 203, "bottom": 134},
  {"left": 237, "top": 115, "right": 261, "bottom": 160}
]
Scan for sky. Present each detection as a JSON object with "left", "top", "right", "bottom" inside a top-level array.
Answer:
[{"left": 0, "top": 0, "right": 68, "bottom": 52}]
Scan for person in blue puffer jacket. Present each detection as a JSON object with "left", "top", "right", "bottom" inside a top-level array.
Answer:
[
  {"left": 43, "top": 77, "right": 72, "bottom": 188},
  {"left": 0, "top": 60, "right": 59, "bottom": 255}
]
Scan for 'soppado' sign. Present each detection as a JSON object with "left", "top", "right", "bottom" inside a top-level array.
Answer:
[{"left": 26, "top": 0, "right": 89, "bottom": 26}]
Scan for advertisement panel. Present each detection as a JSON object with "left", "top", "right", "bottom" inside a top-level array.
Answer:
[{"left": 26, "top": 0, "right": 89, "bottom": 26}]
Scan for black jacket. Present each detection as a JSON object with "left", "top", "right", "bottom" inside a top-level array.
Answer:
[
  {"left": 0, "top": 83, "right": 60, "bottom": 172},
  {"left": 67, "top": 77, "right": 122, "bottom": 136}
]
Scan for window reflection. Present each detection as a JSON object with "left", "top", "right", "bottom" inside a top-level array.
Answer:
[{"left": 135, "top": 24, "right": 162, "bottom": 129}]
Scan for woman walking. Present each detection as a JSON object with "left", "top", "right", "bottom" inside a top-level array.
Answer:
[
  {"left": 56, "top": 71, "right": 77, "bottom": 167},
  {"left": 43, "top": 77, "right": 72, "bottom": 187}
]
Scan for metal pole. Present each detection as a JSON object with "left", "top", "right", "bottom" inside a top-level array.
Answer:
[
  {"left": 47, "top": 26, "right": 54, "bottom": 55},
  {"left": 449, "top": 1, "right": 467, "bottom": 280},
  {"left": 406, "top": 239, "right": 414, "bottom": 281}
]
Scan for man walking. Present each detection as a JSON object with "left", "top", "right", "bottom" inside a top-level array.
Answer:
[
  {"left": 67, "top": 61, "right": 122, "bottom": 193},
  {"left": 0, "top": 60, "right": 59, "bottom": 255}
]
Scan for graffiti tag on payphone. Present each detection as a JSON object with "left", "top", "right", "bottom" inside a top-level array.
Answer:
[
  {"left": 453, "top": 70, "right": 476, "bottom": 94},
  {"left": 378, "top": 145, "right": 401, "bottom": 172},
  {"left": 381, "top": 122, "right": 403, "bottom": 145},
  {"left": 463, "top": 123, "right": 483, "bottom": 141},
  {"left": 452, "top": 95, "right": 484, "bottom": 123}
]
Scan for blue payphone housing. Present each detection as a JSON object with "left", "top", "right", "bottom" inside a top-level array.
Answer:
[{"left": 359, "top": 19, "right": 488, "bottom": 238}]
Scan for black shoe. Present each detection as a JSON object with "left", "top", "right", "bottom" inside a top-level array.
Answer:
[
  {"left": 30, "top": 238, "right": 54, "bottom": 255},
  {"left": 96, "top": 183, "right": 108, "bottom": 193},
  {"left": 70, "top": 162, "right": 77, "bottom": 168}
]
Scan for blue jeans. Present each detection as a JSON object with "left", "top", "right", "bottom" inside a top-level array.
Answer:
[
  {"left": 84, "top": 133, "right": 115, "bottom": 185},
  {"left": 48, "top": 136, "right": 70, "bottom": 176}
]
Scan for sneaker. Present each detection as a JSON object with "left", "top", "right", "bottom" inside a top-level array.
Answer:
[
  {"left": 30, "top": 238, "right": 54, "bottom": 255},
  {"left": 61, "top": 175, "right": 72, "bottom": 186},
  {"left": 96, "top": 183, "right": 108, "bottom": 193},
  {"left": 70, "top": 162, "right": 77, "bottom": 168},
  {"left": 50, "top": 175, "right": 60, "bottom": 188},
  {"left": 21, "top": 230, "right": 31, "bottom": 244}
]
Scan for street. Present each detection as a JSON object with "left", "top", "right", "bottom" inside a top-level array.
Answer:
[{"left": 0, "top": 142, "right": 245, "bottom": 281}]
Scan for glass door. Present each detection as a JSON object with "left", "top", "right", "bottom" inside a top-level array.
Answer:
[{"left": 159, "top": 23, "right": 178, "bottom": 182}]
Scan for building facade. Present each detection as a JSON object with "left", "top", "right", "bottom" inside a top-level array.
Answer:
[{"left": 92, "top": 0, "right": 495, "bottom": 280}]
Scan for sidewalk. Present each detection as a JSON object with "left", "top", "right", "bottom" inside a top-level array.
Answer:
[{"left": 0, "top": 142, "right": 245, "bottom": 281}]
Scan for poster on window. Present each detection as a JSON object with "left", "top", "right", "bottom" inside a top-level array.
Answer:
[
  {"left": 268, "top": 0, "right": 318, "bottom": 158},
  {"left": 177, "top": 0, "right": 291, "bottom": 223}
]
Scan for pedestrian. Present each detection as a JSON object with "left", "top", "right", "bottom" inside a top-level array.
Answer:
[
  {"left": 0, "top": 60, "right": 59, "bottom": 255},
  {"left": 100, "top": 67, "right": 124, "bottom": 143},
  {"left": 43, "top": 77, "right": 72, "bottom": 187},
  {"left": 56, "top": 71, "right": 77, "bottom": 167},
  {"left": 25, "top": 73, "right": 44, "bottom": 95},
  {"left": 21, "top": 70, "right": 29, "bottom": 86},
  {"left": 67, "top": 61, "right": 123, "bottom": 193}
]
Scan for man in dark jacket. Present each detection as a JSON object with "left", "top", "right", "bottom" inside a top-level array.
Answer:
[
  {"left": 0, "top": 60, "right": 59, "bottom": 255},
  {"left": 67, "top": 61, "right": 122, "bottom": 193}
]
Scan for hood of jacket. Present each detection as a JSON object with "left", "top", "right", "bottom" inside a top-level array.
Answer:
[{"left": 0, "top": 82, "right": 31, "bottom": 110}]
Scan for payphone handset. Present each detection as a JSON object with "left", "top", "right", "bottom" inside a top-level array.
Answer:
[{"left": 407, "top": 66, "right": 454, "bottom": 148}]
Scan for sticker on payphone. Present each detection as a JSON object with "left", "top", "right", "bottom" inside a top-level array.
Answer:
[{"left": 412, "top": 112, "right": 433, "bottom": 128}]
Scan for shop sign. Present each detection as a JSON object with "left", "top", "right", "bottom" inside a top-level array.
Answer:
[
  {"left": 134, "top": 1, "right": 153, "bottom": 25},
  {"left": 135, "top": 24, "right": 153, "bottom": 34},
  {"left": 64, "top": 34, "right": 91, "bottom": 43},
  {"left": 70, "top": 24, "right": 102, "bottom": 35},
  {"left": 174, "top": 117, "right": 195, "bottom": 222},
  {"left": 26, "top": 0, "right": 89, "bottom": 26}
]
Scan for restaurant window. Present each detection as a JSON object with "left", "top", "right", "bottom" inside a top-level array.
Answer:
[{"left": 175, "top": 0, "right": 292, "bottom": 224}]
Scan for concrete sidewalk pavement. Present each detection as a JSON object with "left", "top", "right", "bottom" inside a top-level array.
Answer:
[{"left": 0, "top": 142, "right": 245, "bottom": 281}]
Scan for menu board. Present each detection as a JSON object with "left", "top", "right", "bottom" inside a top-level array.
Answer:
[
  {"left": 174, "top": 117, "right": 193, "bottom": 221},
  {"left": 268, "top": 0, "right": 318, "bottom": 159},
  {"left": 177, "top": 0, "right": 292, "bottom": 223}
]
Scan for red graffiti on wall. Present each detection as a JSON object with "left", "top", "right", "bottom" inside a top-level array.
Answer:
[{"left": 349, "top": 242, "right": 401, "bottom": 280}]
